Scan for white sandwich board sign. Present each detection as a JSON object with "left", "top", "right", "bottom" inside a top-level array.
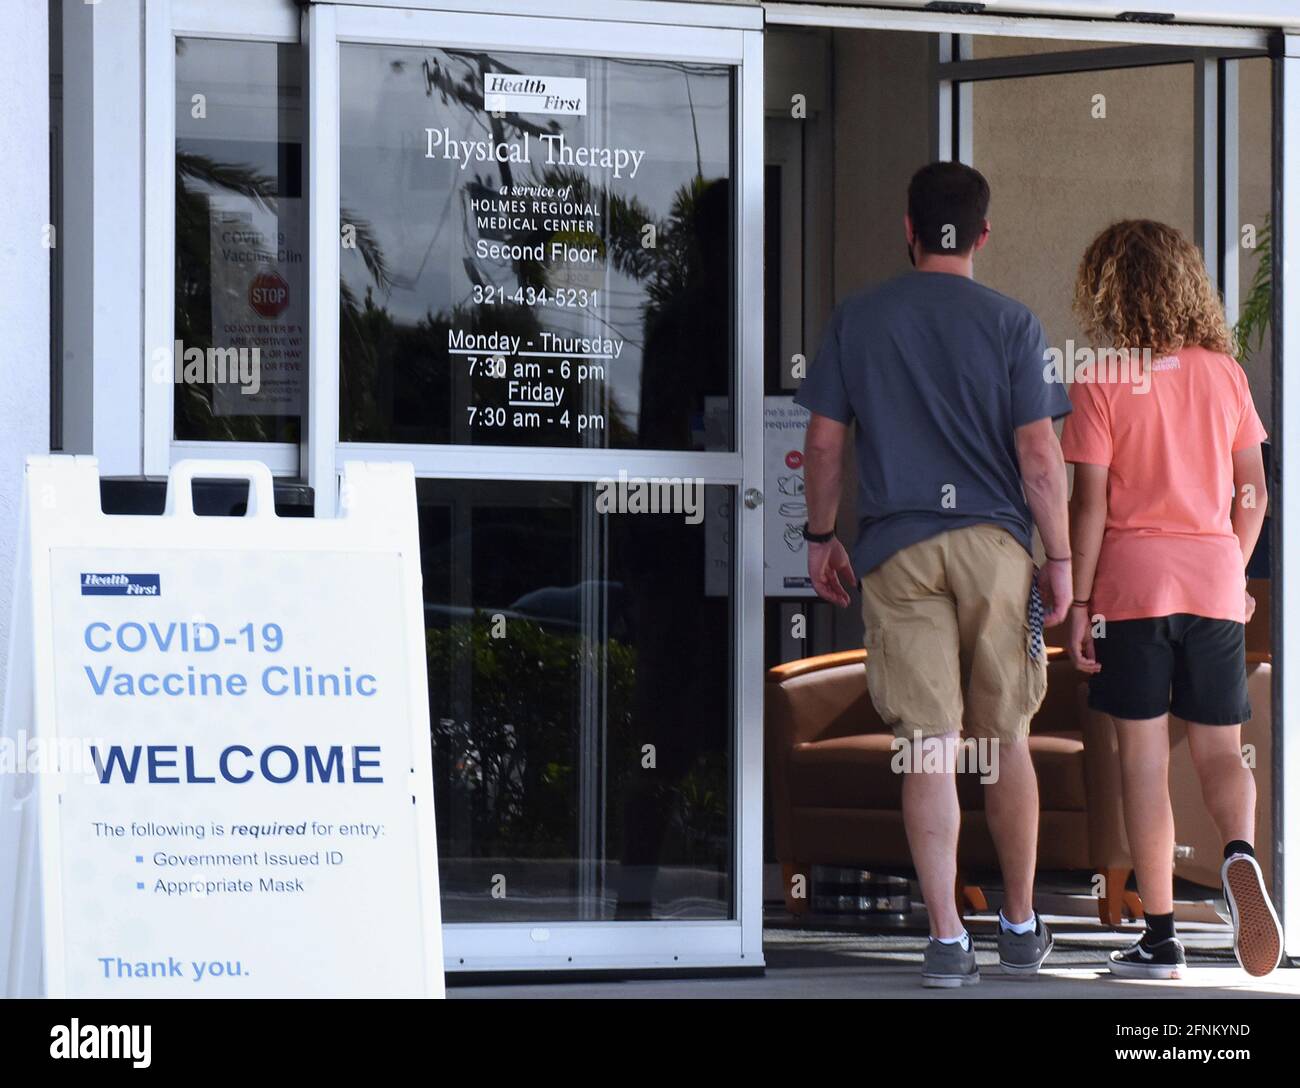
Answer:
[{"left": 1, "top": 457, "right": 444, "bottom": 998}]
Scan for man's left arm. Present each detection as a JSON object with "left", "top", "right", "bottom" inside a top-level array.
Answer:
[{"left": 1009, "top": 313, "right": 1074, "bottom": 626}]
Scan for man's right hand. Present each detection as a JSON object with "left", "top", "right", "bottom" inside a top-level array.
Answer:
[
  {"left": 1037, "top": 558, "right": 1072, "bottom": 627},
  {"left": 809, "top": 538, "right": 856, "bottom": 607}
]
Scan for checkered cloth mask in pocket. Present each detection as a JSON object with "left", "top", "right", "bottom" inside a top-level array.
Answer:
[{"left": 1027, "top": 574, "right": 1045, "bottom": 662}]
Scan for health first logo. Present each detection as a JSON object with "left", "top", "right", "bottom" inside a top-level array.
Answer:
[
  {"left": 249, "top": 270, "right": 290, "bottom": 319},
  {"left": 80, "top": 574, "right": 161, "bottom": 597}
]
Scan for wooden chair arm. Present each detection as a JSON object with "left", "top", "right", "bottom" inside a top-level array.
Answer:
[
  {"left": 767, "top": 644, "right": 1069, "bottom": 685},
  {"left": 766, "top": 649, "right": 866, "bottom": 684}
]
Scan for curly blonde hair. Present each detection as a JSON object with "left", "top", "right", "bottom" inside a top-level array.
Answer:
[{"left": 1073, "top": 219, "right": 1232, "bottom": 356}]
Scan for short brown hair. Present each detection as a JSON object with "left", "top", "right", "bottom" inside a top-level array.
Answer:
[
  {"left": 1073, "top": 219, "right": 1231, "bottom": 356},
  {"left": 907, "top": 162, "right": 990, "bottom": 255}
]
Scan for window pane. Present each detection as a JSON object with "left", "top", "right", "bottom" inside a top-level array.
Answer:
[
  {"left": 420, "top": 479, "right": 735, "bottom": 920},
  {"left": 339, "top": 46, "right": 735, "bottom": 450},
  {"left": 174, "top": 38, "right": 305, "bottom": 442}
]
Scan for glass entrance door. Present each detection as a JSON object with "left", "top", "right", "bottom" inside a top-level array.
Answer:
[{"left": 304, "top": 2, "right": 764, "bottom": 971}]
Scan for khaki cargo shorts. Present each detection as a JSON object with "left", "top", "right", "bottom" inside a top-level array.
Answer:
[{"left": 861, "top": 523, "right": 1048, "bottom": 742}]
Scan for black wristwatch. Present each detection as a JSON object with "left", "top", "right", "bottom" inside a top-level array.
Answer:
[{"left": 801, "top": 522, "right": 836, "bottom": 543}]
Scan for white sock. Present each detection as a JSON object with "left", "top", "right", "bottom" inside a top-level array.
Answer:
[
  {"left": 999, "top": 911, "right": 1035, "bottom": 935},
  {"left": 934, "top": 930, "right": 971, "bottom": 950}
]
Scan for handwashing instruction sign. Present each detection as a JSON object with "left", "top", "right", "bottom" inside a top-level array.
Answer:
[
  {"left": 764, "top": 398, "right": 815, "bottom": 597},
  {"left": 4, "top": 457, "right": 443, "bottom": 998}
]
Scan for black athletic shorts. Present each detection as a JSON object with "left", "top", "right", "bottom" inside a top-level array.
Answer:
[{"left": 1088, "top": 613, "right": 1251, "bottom": 725}]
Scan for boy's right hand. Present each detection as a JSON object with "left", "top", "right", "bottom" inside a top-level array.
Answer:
[{"left": 1068, "top": 604, "right": 1101, "bottom": 674}]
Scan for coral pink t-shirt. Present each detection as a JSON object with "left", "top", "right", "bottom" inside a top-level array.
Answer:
[{"left": 1059, "top": 345, "right": 1267, "bottom": 623}]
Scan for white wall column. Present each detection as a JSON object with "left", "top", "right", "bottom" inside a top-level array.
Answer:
[
  {"left": 61, "top": 0, "right": 144, "bottom": 475},
  {"left": 0, "top": 0, "right": 51, "bottom": 712}
]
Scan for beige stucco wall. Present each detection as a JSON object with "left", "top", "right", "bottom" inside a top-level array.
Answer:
[
  {"left": 971, "top": 64, "right": 1197, "bottom": 365},
  {"left": 823, "top": 36, "right": 1274, "bottom": 431},
  {"left": 972, "top": 35, "right": 1115, "bottom": 57}
]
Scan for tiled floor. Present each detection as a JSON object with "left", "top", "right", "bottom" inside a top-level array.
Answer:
[{"left": 449, "top": 913, "right": 1300, "bottom": 999}]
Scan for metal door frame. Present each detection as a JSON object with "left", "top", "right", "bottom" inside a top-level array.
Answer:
[{"left": 307, "top": 0, "right": 765, "bottom": 972}]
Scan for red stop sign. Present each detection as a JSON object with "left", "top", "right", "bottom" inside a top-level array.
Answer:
[{"left": 249, "top": 270, "right": 290, "bottom": 319}]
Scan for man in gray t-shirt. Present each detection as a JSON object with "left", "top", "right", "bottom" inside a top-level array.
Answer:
[
  {"left": 796, "top": 271, "right": 1071, "bottom": 577},
  {"left": 796, "top": 162, "right": 1073, "bottom": 988}
]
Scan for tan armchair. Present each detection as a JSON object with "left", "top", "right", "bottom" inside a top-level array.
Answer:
[{"left": 766, "top": 580, "right": 1274, "bottom": 926}]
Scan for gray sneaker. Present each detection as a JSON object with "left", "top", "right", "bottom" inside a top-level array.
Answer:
[
  {"left": 998, "top": 912, "right": 1054, "bottom": 977},
  {"left": 922, "top": 936, "right": 980, "bottom": 988}
]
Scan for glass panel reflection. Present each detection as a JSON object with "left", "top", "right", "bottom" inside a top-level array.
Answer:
[
  {"left": 420, "top": 479, "right": 735, "bottom": 920},
  {"left": 339, "top": 46, "right": 734, "bottom": 449},
  {"left": 174, "top": 39, "right": 305, "bottom": 442}
]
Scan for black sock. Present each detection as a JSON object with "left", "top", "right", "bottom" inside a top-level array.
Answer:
[
  {"left": 1143, "top": 912, "right": 1176, "bottom": 945},
  {"left": 1224, "top": 840, "right": 1254, "bottom": 860}
]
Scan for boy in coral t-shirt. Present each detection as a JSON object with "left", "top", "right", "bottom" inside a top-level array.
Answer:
[{"left": 1062, "top": 220, "right": 1282, "bottom": 980}]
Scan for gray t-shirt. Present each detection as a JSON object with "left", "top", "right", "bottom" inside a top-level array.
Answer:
[{"left": 794, "top": 271, "right": 1071, "bottom": 576}]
